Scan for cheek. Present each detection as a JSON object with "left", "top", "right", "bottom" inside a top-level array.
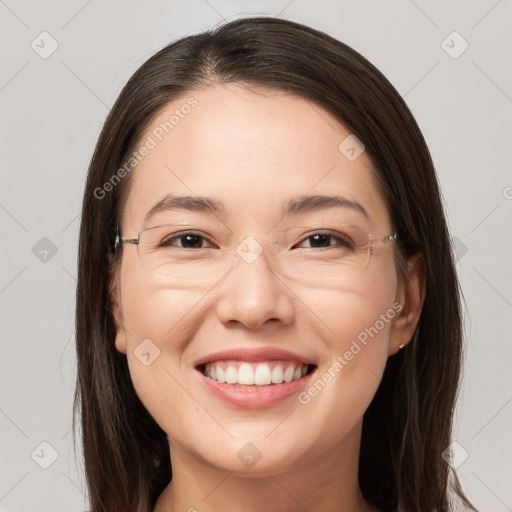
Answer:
[
  {"left": 293, "top": 272, "right": 398, "bottom": 430},
  {"left": 117, "top": 258, "right": 202, "bottom": 409},
  {"left": 308, "top": 263, "right": 398, "bottom": 354},
  {"left": 331, "top": 287, "right": 396, "bottom": 352},
  {"left": 119, "top": 253, "right": 208, "bottom": 343}
]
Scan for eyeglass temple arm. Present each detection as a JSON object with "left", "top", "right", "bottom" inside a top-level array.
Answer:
[
  {"left": 114, "top": 234, "right": 139, "bottom": 251},
  {"left": 382, "top": 233, "right": 399, "bottom": 244}
]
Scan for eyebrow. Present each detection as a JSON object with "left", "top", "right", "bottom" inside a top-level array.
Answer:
[
  {"left": 283, "top": 194, "right": 369, "bottom": 220},
  {"left": 144, "top": 194, "right": 224, "bottom": 224},
  {"left": 144, "top": 193, "right": 369, "bottom": 224}
]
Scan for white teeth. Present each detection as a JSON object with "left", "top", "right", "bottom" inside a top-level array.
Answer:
[
  {"left": 271, "top": 365, "right": 284, "bottom": 384},
  {"left": 238, "top": 363, "right": 254, "bottom": 385},
  {"left": 283, "top": 365, "right": 295, "bottom": 383},
  {"left": 204, "top": 362, "right": 309, "bottom": 386},
  {"left": 225, "top": 366, "right": 238, "bottom": 384},
  {"left": 254, "top": 365, "right": 272, "bottom": 385}
]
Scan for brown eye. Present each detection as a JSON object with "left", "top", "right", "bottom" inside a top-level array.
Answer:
[
  {"left": 160, "top": 232, "right": 214, "bottom": 249},
  {"left": 296, "top": 232, "right": 354, "bottom": 250}
]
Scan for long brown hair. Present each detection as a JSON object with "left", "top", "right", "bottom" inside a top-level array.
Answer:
[{"left": 74, "top": 16, "right": 476, "bottom": 511}]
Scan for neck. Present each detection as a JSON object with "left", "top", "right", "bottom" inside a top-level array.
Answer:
[{"left": 154, "top": 420, "right": 375, "bottom": 512}]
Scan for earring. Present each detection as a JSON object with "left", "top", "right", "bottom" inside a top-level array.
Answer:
[{"left": 398, "top": 344, "right": 405, "bottom": 350}]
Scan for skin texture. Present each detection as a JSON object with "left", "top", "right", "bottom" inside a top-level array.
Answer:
[{"left": 111, "top": 84, "right": 425, "bottom": 512}]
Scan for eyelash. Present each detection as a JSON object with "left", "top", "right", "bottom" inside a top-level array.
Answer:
[{"left": 159, "top": 231, "right": 354, "bottom": 250}]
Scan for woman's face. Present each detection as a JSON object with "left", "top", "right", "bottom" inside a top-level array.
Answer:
[{"left": 112, "top": 83, "right": 408, "bottom": 475}]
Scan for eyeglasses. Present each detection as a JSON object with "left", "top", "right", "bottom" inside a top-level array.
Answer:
[{"left": 115, "top": 223, "right": 398, "bottom": 289}]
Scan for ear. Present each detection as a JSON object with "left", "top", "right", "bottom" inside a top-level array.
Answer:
[
  {"left": 389, "top": 253, "right": 426, "bottom": 355},
  {"left": 109, "top": 270, "right": 127, "bottom": 354}
]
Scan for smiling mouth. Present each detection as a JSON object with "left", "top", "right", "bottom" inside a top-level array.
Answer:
[{"left": 197, "top": 360, "right": 317, "bottom": 386}]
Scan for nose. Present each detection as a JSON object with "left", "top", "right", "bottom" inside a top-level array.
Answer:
[{"left": 215, "top": 243, "right": 295, "bottom": 329}]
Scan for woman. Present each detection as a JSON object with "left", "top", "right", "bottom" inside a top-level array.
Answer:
[{"left": 74, "top": 16, "right": 477, "bottom": 512}]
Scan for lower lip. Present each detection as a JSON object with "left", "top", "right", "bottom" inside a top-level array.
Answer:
[{"left": 197, "top": 368, "right": 316, "bottom": 409}]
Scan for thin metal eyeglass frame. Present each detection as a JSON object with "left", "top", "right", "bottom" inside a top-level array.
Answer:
[{"left": 114, "top": 226, "right": 399, "bottom": 256}]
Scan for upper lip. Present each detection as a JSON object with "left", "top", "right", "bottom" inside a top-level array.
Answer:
[{"left": 194, "top": 347, "right": 317, "bottom": 367}]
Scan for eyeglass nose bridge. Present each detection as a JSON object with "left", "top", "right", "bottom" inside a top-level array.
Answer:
[{"left": 232, "top": 235, "right": 282, "bottom": 266}]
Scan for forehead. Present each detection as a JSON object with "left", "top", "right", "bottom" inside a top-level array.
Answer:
[{"left": 121, "top": 83, "right": 391, "bottom": 232}]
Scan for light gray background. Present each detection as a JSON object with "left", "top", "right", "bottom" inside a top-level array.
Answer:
[{"left": 1, "top": 1, "right": 511, "bottom": 511}]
